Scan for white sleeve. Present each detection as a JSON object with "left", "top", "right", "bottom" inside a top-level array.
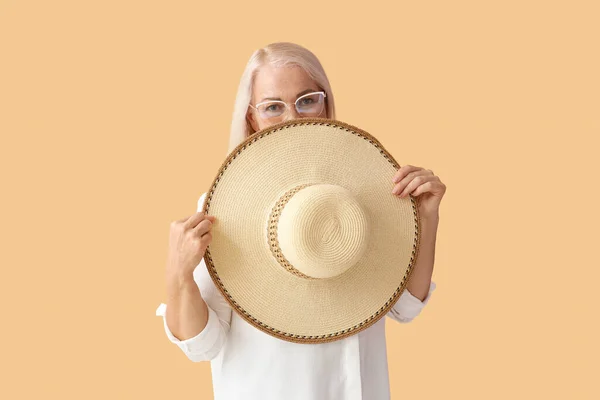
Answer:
[
  {"left": 386, "top": 281, "right": 437, "bottom": 323},
  {"left": 197, "top": 192, "right": 207, "bottom": 212},
  {"left": 155, "top": 192, "right": 232, "bottom": 362}
]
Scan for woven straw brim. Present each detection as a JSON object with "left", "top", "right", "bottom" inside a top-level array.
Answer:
[{"left": 202, "top": 118, "right": 421, "bottom": 344}]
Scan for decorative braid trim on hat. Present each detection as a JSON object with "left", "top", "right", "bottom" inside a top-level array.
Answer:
[{"left": 267, "top": 183, "right": 316, "bottom": 279}]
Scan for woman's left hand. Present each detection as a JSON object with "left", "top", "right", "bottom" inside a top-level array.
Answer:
[{"left": 392, "top": 165, "right": 446, "bottom": 219}]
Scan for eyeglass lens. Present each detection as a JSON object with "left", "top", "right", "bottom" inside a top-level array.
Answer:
[{"left": 256, "top": 92, "right": 325, "bottom": 120}]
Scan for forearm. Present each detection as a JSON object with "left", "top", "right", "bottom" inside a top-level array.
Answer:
[
  {"left": 406, "top": 213, "right": 439, "bottom": 302},
  {"left": 165, "top": 271, "right": 210, "bottom": 341}
]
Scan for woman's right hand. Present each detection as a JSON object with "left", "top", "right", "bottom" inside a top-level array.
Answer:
[{"left": 166, "top": 211, "right": 217, "bottom": 281}]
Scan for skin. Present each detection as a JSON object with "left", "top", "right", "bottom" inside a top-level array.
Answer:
[
  {"left": 165, "top": 64, "right": 447, "bottom": 342},
  {"left": 392, "top": 166, "right": 446, "bottom": 301},
  {"left": 247, "top": 64, "right": 326, "bottom": 132}
]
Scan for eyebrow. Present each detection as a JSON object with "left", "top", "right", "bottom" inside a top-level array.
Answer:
[{"left": 259, "top": 88, "right": 319, "bottom": 103}]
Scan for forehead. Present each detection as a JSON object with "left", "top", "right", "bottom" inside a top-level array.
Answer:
[{"left": 253, "top": 64, "right": 319, "bottom": 100}]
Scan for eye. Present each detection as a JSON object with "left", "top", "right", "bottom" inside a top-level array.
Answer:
[{"left": 299, "top": 97, "right": 314, "bottom": 105}]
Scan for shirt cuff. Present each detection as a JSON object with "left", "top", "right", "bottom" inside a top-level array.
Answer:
[
  {"left": 197, "top": 192, "right": 207, "bottom": 212},
  {"left": 393, "top": 280, "right": 437, "bottom": 320},
  {"left": 155, "top": 302, "right": 223, "bottom": 354}
]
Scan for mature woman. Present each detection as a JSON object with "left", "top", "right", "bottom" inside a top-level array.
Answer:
[{"left": 156, "top": 42, "right": 446, "bottom": 400}]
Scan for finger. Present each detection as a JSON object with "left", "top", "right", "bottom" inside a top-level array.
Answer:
[
  {"left": 183, "top": 211, "right": 211, "bottom": 230},
  {"left": 204, "top": 215, "right": 216, "bottom": 226},
  {"left": 392, "top": 165, "right": 420, "bottom": 183},
  {"left": 398, "top": 175, "right": 436, "bottom": 197},
  {"left": 410, "top": 181, "right": 435, "bottom": 197},
  {"left": 191, "top": 213, "right": 216, "bottom": 228},
  {"left": 200, "top": 231, "right": 213, "bottom": 246},
  {"left": 392, "top": 169, "right": 430, "bottom": 194},
  {"left": 398, "top": 175, "right": 435, "bottom": 197},
  {"left": 193, "top": 218, "right": 214, "bottom": 237}
]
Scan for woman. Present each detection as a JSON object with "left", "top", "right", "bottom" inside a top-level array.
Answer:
[{"left": 156, "top": 42, "right": 446, "bottom": 400}]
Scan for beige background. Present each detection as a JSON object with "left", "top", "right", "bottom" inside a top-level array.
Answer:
[{"left": 1, "top": 0, "right": 598, "bottom": 399}]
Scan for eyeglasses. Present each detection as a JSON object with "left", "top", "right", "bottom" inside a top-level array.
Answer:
[{"left": 249, "top": 91, "right": 327, "bottom": 122}]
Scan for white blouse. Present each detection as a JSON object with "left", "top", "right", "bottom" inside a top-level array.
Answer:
[{"left": 155, "top": 193, "right": 437, "bottom": 400}]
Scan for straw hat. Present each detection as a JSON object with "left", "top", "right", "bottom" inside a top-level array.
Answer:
[{"left": 200, "top": 118, "right": 422, "bottom": 344}]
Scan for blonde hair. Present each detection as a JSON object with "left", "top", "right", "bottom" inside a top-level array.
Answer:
[{"left": 227, "top": 42, "right": 336, "bottom": 154}]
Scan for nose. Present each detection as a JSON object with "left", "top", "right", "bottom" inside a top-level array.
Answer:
[{"left": 285, "top": 107, "right": 301, "bottom": 121}]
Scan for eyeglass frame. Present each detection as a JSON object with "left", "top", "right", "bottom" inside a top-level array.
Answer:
[{"left": 248, "top": 91, "right": 327, "bottom": 119}]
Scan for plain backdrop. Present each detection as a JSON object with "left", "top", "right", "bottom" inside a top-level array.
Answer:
[{"left": 1, "top": 0, "right": 598, "bottom": 399}]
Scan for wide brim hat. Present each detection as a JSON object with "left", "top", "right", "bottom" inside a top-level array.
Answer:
[{"left": 201, "top": 118, "right": 422, "bottom": 344}]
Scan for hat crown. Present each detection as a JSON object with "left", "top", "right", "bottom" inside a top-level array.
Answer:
[{"left": 274, "top": 184, "right": 370, "bottom": 279}]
